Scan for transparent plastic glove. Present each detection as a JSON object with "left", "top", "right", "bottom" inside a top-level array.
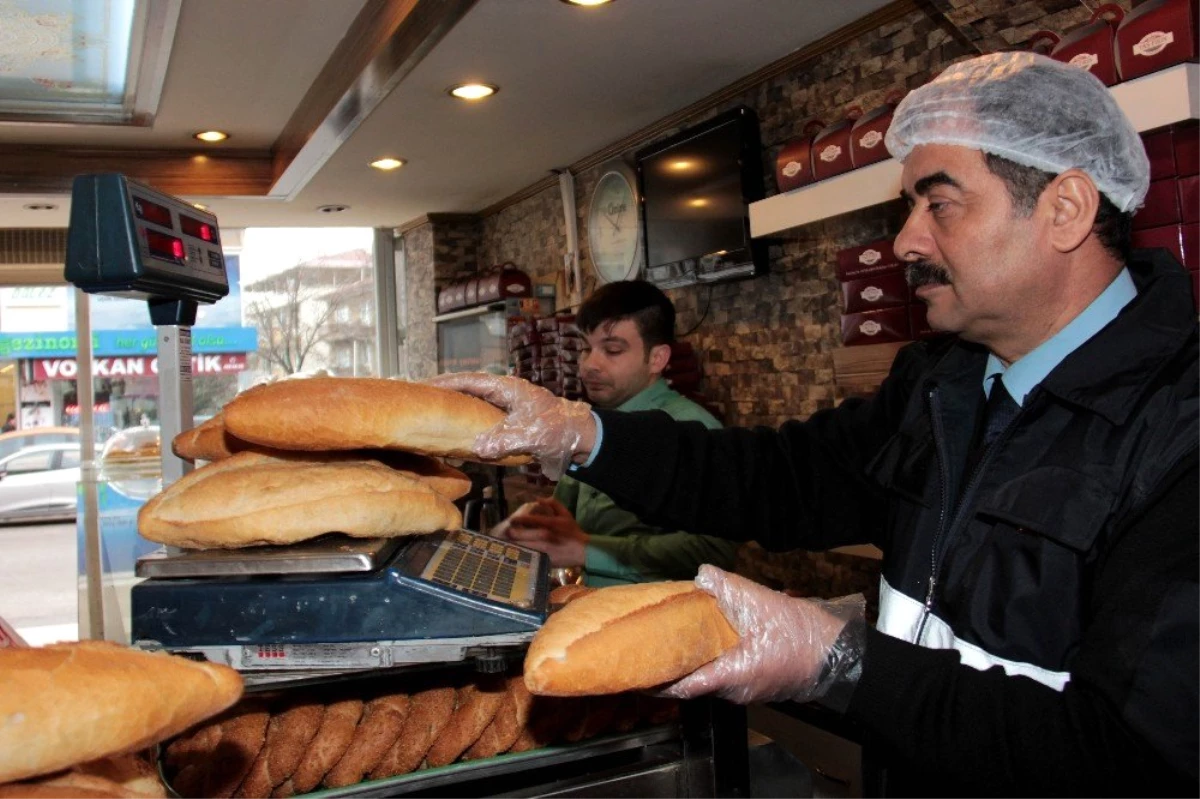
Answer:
[
  {"left": 660, "top": 565, "right": 866, "bottom": 705},
  {"left": 423, "top": 373, "right": 595, "bottom": 480}
]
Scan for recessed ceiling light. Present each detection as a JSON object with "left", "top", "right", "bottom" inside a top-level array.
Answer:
[
  {"left": 193, "top": 130, "right": 229, "bottom": 143},
  {"left": 23, "top": 203, "right": 57, "bottom": 211},
  {"left": 668, "top": 160, "right": 694, "bottom": 171},
  {"left": 370, "top": 157, "right": 405, "bottom": 171},
  {"left": 448, "top": 83, "right": 498, "bottom": 101},
  {"left": 688, "top": 198, "right": 709, "bottom": 208},
  {"left": 560, "top": 0, "right": 615, "bottom": 5},
  {"left": 317, "top": 204, "right": 349, "bottom": 214}
]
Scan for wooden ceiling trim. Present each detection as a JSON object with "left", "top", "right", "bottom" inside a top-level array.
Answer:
[
  {"left": 479, "top": 0, "right": 921, "bottom": 218},
  {"left": 0, "top": 145, "right": 274, "bottom": 196},
  {"left": 269, "top": 0, "right": 479, "bottom": 199}
]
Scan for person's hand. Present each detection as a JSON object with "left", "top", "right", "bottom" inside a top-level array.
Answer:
[
  {"left": 490, "top": 498, "right": 588, "bottom": 567},
  {"left": 423, "top": 373, "right": 596, "bottom": 480},
  {"left": 659, "top": 565, "right": 865, "bottom": 705}
]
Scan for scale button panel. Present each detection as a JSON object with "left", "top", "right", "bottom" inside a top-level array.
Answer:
[{"left": 422, "top": 530, "right": 538, "bottom": 607}]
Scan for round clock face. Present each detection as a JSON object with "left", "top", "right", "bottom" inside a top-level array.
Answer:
[{"left": 587, "top": 168, "right": 642, "bottom": 284}]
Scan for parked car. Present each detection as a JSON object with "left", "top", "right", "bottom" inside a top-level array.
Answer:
[
  {"left": 0, "top": 443, "right": 81, "bottom": 523},
  {"left": 0, "top": 427, "right": 80, "bottom": 461}
]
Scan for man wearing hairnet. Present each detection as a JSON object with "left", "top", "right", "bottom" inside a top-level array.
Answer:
[{"left": 430, "top": 52, "right": 1197, "bottom": 796}]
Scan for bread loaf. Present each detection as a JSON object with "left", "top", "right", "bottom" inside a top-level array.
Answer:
[
  {"left": 137, "top": 451, "right": 462, "bottom": 549},
  {"left": 230, "top": 450, "right": 471, "bottom": 502},
  {"left": 171, "top": 413, "right": 246, "bottom": 462},
  {"left": 221, "top": 377, "right": 529, "bottom": 465},
  {"left": 172, "top": 421, "right": 472, "bottom": 502},
  {"left": 0, "top": 641, "right": 242, "bottom": 784},
  {"left": 523, "top": 582, "right": 739, "bottom": 696}
]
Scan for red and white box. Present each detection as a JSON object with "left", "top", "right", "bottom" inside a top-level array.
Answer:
[
  {"left": 841, "top": 307, "right": 911, "bottom": 346},
  {"left": 811, "top": 114, "right": 859, "bottom": 182},
  {"left": 775, "top": 121, "right": 825, "bottom": 193},
  {"left": 1114, "top": 0, "right": 1199, "bottom": 82},
  {"left": 850, "top": 96, "right": 903, "bottom": 169},
  {"left": 841, "top": 272, "right": 909, "bottom": 314},
  {"left": 1049, "top": 5, "right": 1123, "bottom": 86},
  {"left": 836, "top": 238, "right": 902, "bottom": 281}
]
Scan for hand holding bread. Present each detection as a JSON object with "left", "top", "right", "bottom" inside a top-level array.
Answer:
[
  {"left": 423, "top": 373, "right": 595, "bottom": 480},
  {"left": 658, "top": 565, "right": 865, "bottom": 705},
  {"left": 522, "top": 581, "right": 739, "bottom": 696},
  {"left": 221, "top": 377, "right": 530, "bottom": 465}
]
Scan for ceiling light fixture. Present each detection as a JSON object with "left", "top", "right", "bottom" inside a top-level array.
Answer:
[
  {"left": 688, "top": 198, "right": 709, "bottom": 208},
  {"left": 317, "top": 204, "right": 349, "bottom": 214},
  {"left": 193, "top": 130, "right": 229, "bottom": 143},
  {"left": 668, "top": 160, "right": 694, "bottom": 171},
  {"left": 23, "top": 203, "right": 58, "bottom": 211},
  {"left": 448, "top": 83, "right": 498, "bottom": 101},
  {"left": 560, "top": 0, "right": 615, "bottom": 6},
  {"left": 370, "top": 157, "right": 405, "bottom": 171}
]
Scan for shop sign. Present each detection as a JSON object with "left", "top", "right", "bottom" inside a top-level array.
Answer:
[
  {"left": 0, "top": 326, "right": 258, "bottom": 359},
  {"left": 33, "top": 354, "right": 248, "bottom": 381}
]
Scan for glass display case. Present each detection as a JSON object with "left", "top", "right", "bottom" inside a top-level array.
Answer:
[{"left": 436, "top": 297, "right": 552, "bottom": 375}]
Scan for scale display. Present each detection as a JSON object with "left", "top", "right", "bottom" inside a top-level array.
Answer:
[
  {"left": 130, "top": 530, "right": 550, "bottom": 677},
  {"left": 64, "top": 173, "right": 229, "bottom": 306}
]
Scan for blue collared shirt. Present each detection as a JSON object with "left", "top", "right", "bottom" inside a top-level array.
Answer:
[{"left": 985, "top": 268, "right": 1137, "bottom": 402}]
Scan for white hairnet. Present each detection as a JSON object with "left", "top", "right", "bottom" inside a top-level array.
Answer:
[{"left": 885, "top": 52, "right": 1150, "bottom": 213}]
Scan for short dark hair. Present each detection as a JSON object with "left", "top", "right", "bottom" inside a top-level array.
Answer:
[
  {"left": 577, "top": 280, "right": 675, "bottom": 349},
  {"left": 983, "top": 152, "right": 1132, "bottom": 263}
]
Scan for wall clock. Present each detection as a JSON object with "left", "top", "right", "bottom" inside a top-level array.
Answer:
[{"left": 586, "top": 160, "right": 643, "bottom": 284}]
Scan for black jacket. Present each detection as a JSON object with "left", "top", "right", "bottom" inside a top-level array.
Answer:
[{"left": 575, "top": 252, "right": 1198, "bottom": 796}]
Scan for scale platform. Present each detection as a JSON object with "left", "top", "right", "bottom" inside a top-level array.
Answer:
[{"left": 131, "top": 529, "right": 549, "bottom": 682}]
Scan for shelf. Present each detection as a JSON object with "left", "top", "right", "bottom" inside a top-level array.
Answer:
[{"left": 750, "top": 62, "right": 1200, "bottom": 238}]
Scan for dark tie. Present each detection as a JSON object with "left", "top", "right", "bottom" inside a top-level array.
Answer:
[
  {"left": 981, "top": 376, "right": 1020, "bottom": 448},
  {"left": 963, "top": 376, "right": 1020, "bottom": 480}
]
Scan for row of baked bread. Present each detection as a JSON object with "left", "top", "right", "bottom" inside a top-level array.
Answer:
[{"left": 163, "top": 670, "right": 681, "bottom": 799}]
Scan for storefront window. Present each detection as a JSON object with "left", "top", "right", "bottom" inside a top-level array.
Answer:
[{"left": 0, "top": 227, "right": 378, "bottom": 646}]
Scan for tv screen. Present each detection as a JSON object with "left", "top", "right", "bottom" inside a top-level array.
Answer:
[{"left": 636, "top": 107, "right": 767, "bottom": 288}]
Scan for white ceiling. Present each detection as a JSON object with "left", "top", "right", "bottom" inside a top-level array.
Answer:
[{"left": 0, "top": 0, "right": 891, "bottom": 230}]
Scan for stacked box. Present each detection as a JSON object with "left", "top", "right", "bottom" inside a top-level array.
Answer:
[
  {"left": 835, "top": 238, "right": 930, "bottom": 346},
  {"left": 1132, "top": 120, "right": 1198, "bottom": 307}
]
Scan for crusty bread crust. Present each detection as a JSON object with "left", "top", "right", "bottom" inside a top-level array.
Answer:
[
  {"left": 172, "top": 413, "right": 246, "bottom": 462},
  {"left": 221, "top": 377, "right": 529, "bottom": 465},
  {"left": 137, "top": 452, "right": 462, "bottom": 549},
  {"left": 523, "top": 582, "right": 739, "bottom": 696},
  {"left": 0, "top": 642, "right": 243, "bottom": 784}
]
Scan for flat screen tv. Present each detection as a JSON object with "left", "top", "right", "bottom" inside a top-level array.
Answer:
[{"left": 635, "top": 106, "right": 767, "bottom": 289}]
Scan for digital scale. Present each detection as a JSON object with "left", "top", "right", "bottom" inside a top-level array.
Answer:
[
  {"left": 64, "top": 174, "right": 551, "bottom": 684},
  {"left": 131, "top": 530, "right": 549, "bottom": 683}
]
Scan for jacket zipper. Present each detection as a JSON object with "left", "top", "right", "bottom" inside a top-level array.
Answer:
[
  {"left": 916, "top": 387, "right": 950, "bottom": 644},
  {"left": 915, "top": 385, "right": 1027, "bottom": 645}
]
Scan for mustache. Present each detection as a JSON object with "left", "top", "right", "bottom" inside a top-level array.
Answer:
[{"left": 905, "top": 260, "right": 952, "bottom": 289}]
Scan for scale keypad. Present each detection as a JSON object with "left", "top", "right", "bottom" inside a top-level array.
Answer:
[{"left": 422, "top": 530, "right": 537, "bottom": 606}]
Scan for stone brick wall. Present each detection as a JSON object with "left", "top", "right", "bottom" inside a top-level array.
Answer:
[
  {"left": 427, "top": 0, "right": 1135, "bottom": 596},
  {"left": 400, "top": 220, "right": 436, "bottom": 380}
]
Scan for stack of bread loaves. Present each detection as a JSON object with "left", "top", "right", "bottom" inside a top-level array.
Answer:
[
  {"left": 139, "top": 377, "right": 529, "bottom": 549},
  {"left": 0, "top": 640, "right": 243, "bottom": 798}
]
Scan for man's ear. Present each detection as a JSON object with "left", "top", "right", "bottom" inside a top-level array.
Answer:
[
  {"left": 1042, "top": 168, "right": 1100, "bottom": 254},
  {"left": 647, "top": 343, "right": 672, "bottom": 376}
]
